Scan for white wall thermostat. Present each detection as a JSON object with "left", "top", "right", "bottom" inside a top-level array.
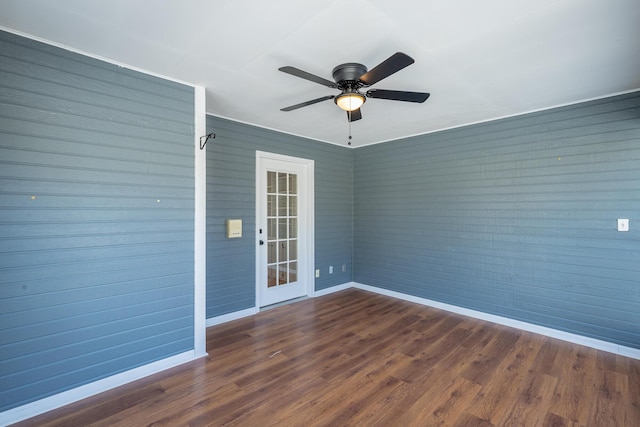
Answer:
[{"left": 226, "top": 219, "right": 242, "bottom": 238}]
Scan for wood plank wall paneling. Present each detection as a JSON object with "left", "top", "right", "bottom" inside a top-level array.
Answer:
[
  {"left": 0, "top": 30, "right": 195, "bottom": 412},
  {"left": 353, "top": 91, "right": 640, "bottom": 350},
  {"left": 205, "top": 116, "right": 353, "bottom": 317}
]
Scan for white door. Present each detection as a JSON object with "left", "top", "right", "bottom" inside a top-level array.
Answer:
[{"left": 256, "top": 151, "right": 314, "bottom": 307}]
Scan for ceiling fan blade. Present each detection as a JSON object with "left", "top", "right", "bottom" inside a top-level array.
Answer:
[
  {"left": 279, "top": 66, "right": 337, "bottom": 88},
  {"left": 347, "top": 108, "right": 362, "bottom": 122},
  {"left": 281, "top": 95, "right": 335, "bottom": 111},
  {"left": 366, "top": 89, "right": 430, "bottom": 103},
  {"left": 358, "top": 52, "right": 415, "bottom": 86}
]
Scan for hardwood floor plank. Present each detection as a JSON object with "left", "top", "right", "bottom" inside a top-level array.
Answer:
[
  {"left": 542, "top": 412, "right": 573, "bottom": 427},
  {"left": 591, "top": 368, "right": 627, "bottom": 426},
  {"left": 452, "top": 412, "right": 495, "bottom": 426},
  {"left": 466, "top": 333, "right": 543, "bottom": 424},
  {"left": 11, "top": 289, "right": 640, "bottom": 427},
  {"left": 530, "top": 338, "right": 561, "bottom": 375},
  {"left": 397, "top": 376, "right": 483, "bottom": 426},
  {"left": 501, "top": 371, "right": 557, "bottom": 426},
  {"left": 549, "top": 346, "right": 599, "bottom": 425},
  {"left": 393, "top": 321, "right": 474, "bottom": 384},
  {"left": 627, "top": 355, "right": 640, "bottom": 425},
  {"left": 461, "top": 328, "right": 521, "bottom": 386}
]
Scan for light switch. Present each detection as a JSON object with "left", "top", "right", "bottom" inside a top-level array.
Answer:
[{"left": 617, "top": 219, "right": 629, "bottom": 232}]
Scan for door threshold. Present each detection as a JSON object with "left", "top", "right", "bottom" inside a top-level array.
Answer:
[{"left": 260, "top": 296, "right": 309, "bottom": 311}]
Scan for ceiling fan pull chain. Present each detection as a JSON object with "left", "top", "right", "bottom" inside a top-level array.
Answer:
[{"left": 348, "top": 112, "right": 352, "bottom": 145}]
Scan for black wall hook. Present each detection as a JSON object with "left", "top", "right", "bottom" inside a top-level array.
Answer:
[{"left": 199, "top": 132, "right": 216, "bottom": 150}]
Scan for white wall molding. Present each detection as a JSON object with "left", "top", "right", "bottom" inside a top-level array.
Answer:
[
  {"left": 206, "top": 281, "right": 640, "bottom": 360},
  {"left": 314, "top": 282, "right": 354, "bottom": 297},
  {"left": 206, "top": 307, "right": 259, "bottom": 327},
  {"left": 352, "top": 283, "right": 640, "bottom": 360},
  {"left": 0, "top": 351, "right": 201, "bottom": 426},
  {"left": 206, "top": 280, "right": 640, "bottom": 361},
  {"left": 0, "top": 26, "right": 196, "bottom": 88}
]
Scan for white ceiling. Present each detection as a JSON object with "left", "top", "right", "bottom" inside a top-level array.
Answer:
[{"left": 1, "top": 0, "right": 639, "bottom": 147}]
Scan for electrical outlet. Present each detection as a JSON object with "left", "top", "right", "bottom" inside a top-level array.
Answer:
[
  {"left": 342, "top": 264, "right": 346, "bottom": 272},
  {"left": 329, "top": 265, "right": 333, "bottom": 274},
  {"left": 315, "top": 269, "right": 320, "bottom": 278},
  {"left": 617, "top": 219, "right": 629, "bottom": 232}
]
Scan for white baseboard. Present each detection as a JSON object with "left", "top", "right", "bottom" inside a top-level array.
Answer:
[
  {"left": 206, "top": 307, "right": 258, "bottom": 327},
  {"left": 352, "top": 282, "right": 640, "bottom": 360},
  {"left": 314, "top": 282, "right": 354, "bottom": 297},
  {"left": 0, "top": 350, "right": 202, "bottom": 426},
  {"left": 208, "top": 281, "right": 640, "bottom": 361},
  {"left": 205, "top": 284, "right": 353, "bottom": 327}
]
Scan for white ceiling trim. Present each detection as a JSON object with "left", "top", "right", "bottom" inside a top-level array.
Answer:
[{"left": 0, "top": 25, "right": 197, "bottom": 88}]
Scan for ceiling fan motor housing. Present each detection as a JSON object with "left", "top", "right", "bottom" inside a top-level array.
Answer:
[{"left": 332, "top": 63, "right": 368, "bottom": 88}]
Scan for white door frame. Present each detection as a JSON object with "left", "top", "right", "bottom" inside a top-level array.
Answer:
[{"left": 255, "top": 151, "right": 315, "bottom": 308}]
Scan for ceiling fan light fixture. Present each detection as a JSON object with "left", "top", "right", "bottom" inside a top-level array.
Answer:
[{"left": 335, "top": 92, "right": 365, "bottom": 112}]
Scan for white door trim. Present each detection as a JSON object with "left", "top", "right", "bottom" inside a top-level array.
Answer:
[{"left": 255, "top": 151, "right": 315, "bottom": 308}]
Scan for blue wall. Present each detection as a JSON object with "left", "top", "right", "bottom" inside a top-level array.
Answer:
[
  {"left": 353, "top": 92, "right": 640, "bottom": 349},
  {"left": 0, "top": 31, "right": 195, "bottom": 411},
  {"left": 206, "top": 116, "right": 353, "bottom": 317}
]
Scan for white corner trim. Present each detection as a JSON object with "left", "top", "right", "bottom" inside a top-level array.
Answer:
[
  {"left": 206, "top": 307, "right": 259, "bottom": 327},
  {"left": 352, "top": 283, "right": 640, "bottom": 360},
  {"left": 0, "top": 351, "right": 202, "bottom": 426},
  {"left": 193, "top": 85, "right": 207, "bottom": 358}
]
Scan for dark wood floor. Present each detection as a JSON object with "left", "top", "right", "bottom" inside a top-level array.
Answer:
[{"left": 14, "top": 289, "right": 640, "bottom": 426}]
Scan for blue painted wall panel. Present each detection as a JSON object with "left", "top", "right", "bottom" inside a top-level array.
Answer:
[
  {"left": 353, "top": 92, "right": 640, "bottom": 349},
  {"left": 206, "top": 116, "right": 352, "bottom": 318},
  {"left": 0, "top": 30, "right": 194, "bottom": 412}
]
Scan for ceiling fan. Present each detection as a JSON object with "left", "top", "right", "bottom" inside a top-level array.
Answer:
[{"left": 279, "top": 52, "right": 430, "bottom": 122}]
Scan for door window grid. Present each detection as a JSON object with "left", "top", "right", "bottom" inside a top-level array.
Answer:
[{"left": 267, "top": 171, "right": 298, "bottom": 288}]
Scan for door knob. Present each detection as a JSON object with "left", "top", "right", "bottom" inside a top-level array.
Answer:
[{"left": 259, "top": 240, "right": 264, "bottom": 245}]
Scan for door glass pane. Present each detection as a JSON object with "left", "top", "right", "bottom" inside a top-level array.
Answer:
[
  {"left": 268, "top": 265, "right": 277, "bottom": 288},
  {"left": 267, "top": 218, "right": 277, "bottom": 240},
  {"left": 289, "top": 196, "right": 297, "bottom": 216},
  {"left": 267, "top": 195, "right": 276, "bottom": 216},
  {"left": 289, "top": 218, "right": 297, "bottom": 238},
  {"left": 289, "top": 262, "right": 298, "bottom": 282},
  {"left": 278, "top": 195, "right": 287, "bottom": 216},
  {"left": 278, "top": 173, "right": 288, "bottom": 194},
  {"left": 289, "top": 174, "right": 297, "bottom": 194},
  {"left": 289, "top": 239, "right": 297, "bottom": 260},
  {"left": 278, "top": 263, "right": 288, "bottom": 285},
  {"left": 267, "top": 171, "right": 276, "bottom": 193},
  {"left": 278, "top": 241, "right": 288, "bottom": 263},
  {"left": 267, "top": 242, "right": 276, "bottom": 264},
  {"left": 278, "top": 218, "right": 288, "bottom": 239}
]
